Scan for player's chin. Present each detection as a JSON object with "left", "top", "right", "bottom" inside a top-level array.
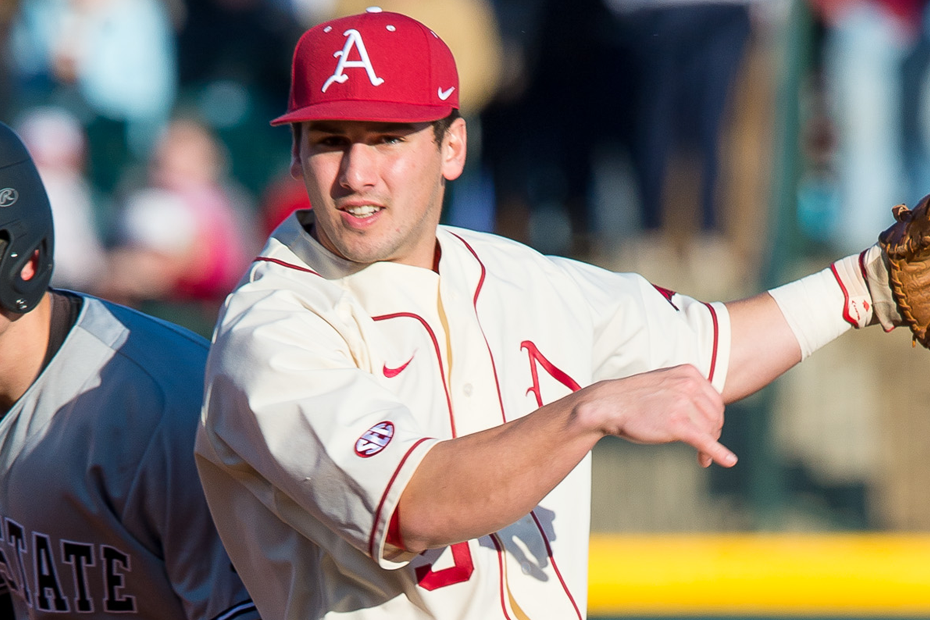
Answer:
[{"left": 334, "top": 239, "right": 397, "bottom": 265}]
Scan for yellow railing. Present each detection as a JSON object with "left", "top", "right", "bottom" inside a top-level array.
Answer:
[{"left": 589, "top": 533, "right": 930, "bottom": 617}]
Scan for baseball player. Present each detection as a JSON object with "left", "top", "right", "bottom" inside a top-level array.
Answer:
[
  {"left": 0, "top": 121, "right": 259, "bottom": 619},
  {"left": 195, "top": 8, "right": 908, "bottom": 619}
]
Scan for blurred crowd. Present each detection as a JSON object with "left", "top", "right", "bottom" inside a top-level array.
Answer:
[
  {"left": 801, "top": 0, "right": 930, "bottom": 253},
  {"left": 4, "top": 0, "right": 930, "bottom": 337}
]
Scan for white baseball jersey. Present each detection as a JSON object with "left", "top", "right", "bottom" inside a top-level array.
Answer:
[
  {"left": 0, "top": 292, "right": 259, "bottom": 620},
  {"left": 196, "top": 211, "right": 731, "bottom": 619}
]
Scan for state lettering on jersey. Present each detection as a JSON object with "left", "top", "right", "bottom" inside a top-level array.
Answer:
[
  {"left": 0, "top": 516, "right": 137, "bottom": 614},
  {"left": 34, "top": 533, "right": 69, "bottom": 612}
]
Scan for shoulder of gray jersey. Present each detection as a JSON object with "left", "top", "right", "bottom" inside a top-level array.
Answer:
[
  {"left": 51, "top": 295, "right": 263, "bottom": 619},
  {"left": 76, "top": 293, "right": 210, "bottom": 366},
  {"left": 57, "top": 293, "right": 212, "bottom": 430}
]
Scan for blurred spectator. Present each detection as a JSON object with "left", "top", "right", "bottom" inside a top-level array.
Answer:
[
  {"left": 334, "top": 0, "right": 503, "bottom": 117},
  {"left": 258, "top": 170, "right": 311, "bottom": 237},
  {"left": 100, "top": 117, "right": 257, "bottom": 335},
  {"left": 14, "top": 105, "right": 108, "bottom": 292},
  {"left": 175, "top": 0, "right": 300, "bottom": 196},
  {"left": 602, "top": 0, "right": 753, "bottom": 236},
  {"left": 177, "top": 0, "right": 295, "bottom": 102},
  {"left": 811, "top": 0, "right": 927, "bottom": 253},
  {"left": 901, "top": 2, "right": 930, "bottom": 205},
  {"left": 283, "top": 0, "right": 336, "bottom": 26},
  {"left": 482, "top": 0, "right": 754, "bottom": 257},
  {"left": 0, "top": 0, "right": 19, "bottom": 119},
  {"left": 480, "top": 0, "right": 606, "bottom": 253},
  {"left": 7, "top": 0, "right": 178, "bottom": 193},
  {"left": 6, "top": 0, "right": 64, "bottom": 102}
]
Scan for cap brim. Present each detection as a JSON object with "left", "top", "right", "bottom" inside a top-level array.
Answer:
[{"left": 270, "top": 100, "right": 455, "bottom": 126}]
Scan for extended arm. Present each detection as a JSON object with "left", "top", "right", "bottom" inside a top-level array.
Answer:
[
  {"left": 723, "top": 240, "right": 908, "bottom": 403},
  {"left": 397, "top": 251, "right": 887, "bottom": 552},
  {"left": 396, "top": 364, "right": 737, "bottom": 553},
  {"left": 721, "top": 291, "right": 802, "bottom": 403}
]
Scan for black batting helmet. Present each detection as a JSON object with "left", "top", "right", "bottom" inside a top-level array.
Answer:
[{"left": 0, "top": 122, "right": 54, "bottom": 313}]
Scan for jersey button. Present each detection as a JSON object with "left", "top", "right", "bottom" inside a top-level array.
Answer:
[{"left": 462, "top": 383, "right": 473, "bottom": 397}]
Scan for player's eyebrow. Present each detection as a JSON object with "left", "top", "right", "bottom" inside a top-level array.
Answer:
[{"left": 306, "top": 121, "right": 421, "bottom": 134}]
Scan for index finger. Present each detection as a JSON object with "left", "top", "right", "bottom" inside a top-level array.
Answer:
[{"left": 685, "top": 429, "right": 737, "bottom": 468}]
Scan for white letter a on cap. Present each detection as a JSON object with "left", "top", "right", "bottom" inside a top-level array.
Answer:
[{"left": 322, "top": 29, "right": 385, "bottom": 92}]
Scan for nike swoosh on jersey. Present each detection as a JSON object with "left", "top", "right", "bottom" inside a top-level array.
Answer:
[
  {"left": 438, "top": 86, "right": 455, "bottom": 101},
  {"left": 383, "top": 355, "right": 415, "bottom": 378}
]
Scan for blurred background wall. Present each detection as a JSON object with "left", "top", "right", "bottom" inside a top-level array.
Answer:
[{"left": 5, "top": 0, "right": 930, "bottom": 616}]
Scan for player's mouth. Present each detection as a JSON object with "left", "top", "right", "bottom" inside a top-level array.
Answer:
[
  {"left": 338, "top": 202, "right": 385, "bottom": 229},
  {"left": 343, "top": 204, "right": 382, "bottom": 219}
]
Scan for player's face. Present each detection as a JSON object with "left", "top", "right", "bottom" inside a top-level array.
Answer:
[{"left": 290, "top": 117, "right": 466, "bottom": 269}]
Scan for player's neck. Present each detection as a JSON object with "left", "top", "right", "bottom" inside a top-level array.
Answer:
[{"left": 0, "top": 294, "right": 51, "bottom": 417}]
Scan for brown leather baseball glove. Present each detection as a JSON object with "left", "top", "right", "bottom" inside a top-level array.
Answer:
[{"left": 878, "top": 194, "right": 930, "bottom": 348}]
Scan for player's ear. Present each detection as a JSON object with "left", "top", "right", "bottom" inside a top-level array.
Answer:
[
  {"left": 441, "top": 117, "right": 467, "bottom": 182},
  {"left": 289, "top": 123, "right": 304, "bottom": 181},
  {"left": 20, "top": 250, "right": 40, "bottom": 282}
]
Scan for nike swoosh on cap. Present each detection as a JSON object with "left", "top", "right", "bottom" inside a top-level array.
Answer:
[{"left": 438, "top": 86, "right": 455, "bottom": 101}]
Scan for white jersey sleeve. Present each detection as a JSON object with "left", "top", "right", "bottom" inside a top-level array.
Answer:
[
  {"left": 198, "top": 261, "right": 439, "bottom": 568},
  {"left": 548, "top": 255, "right": 731, "bottom": 392}
]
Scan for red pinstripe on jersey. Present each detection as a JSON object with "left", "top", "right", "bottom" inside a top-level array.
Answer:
[
  {"left": 367, "top": 313, "right": 454, "bottom": 558},
  {"left": 701, "top": 302, "right": 720, "bottom": 384},
  {"left": 530, "top": 510, "right": 582, "bottom": 619},
  {"left": 372, "top": 313, "right": 456, "bottom": 437},
  {"left": 367, "top": 437, "right": 431, "bottom": 560},
  {"left": 452, "top": 232, "right": 583, "bottom": 617},
  {"left": 489, "top": 535, "right": 517, "bottom": 620},
  {"left": 254, "top": 256, "right": 322, "bottom": 277},
  {"left": 653, "top": 286, "right": 721, "bottom": 384},
  {"left": 450, "top": 232, "right": 510, "bottom": 425}
]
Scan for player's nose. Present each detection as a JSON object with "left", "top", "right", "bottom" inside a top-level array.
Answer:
[{"left": 338, "top": 143, "right": 378, "bottom": 190}]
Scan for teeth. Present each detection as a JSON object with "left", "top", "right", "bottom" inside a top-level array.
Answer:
[{"left": 345, "top": 205, "right": 380, "bottom": 218}]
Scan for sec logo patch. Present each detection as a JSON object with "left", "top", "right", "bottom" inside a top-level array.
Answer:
[{"left": 355, "top": 421, "right": 394, "bottom": 457}]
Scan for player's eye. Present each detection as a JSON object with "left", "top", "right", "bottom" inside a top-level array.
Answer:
[{"left": 320, "top": 136, "right": 348, "bottom": 147}]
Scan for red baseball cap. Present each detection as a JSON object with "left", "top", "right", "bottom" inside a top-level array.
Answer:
[{"left": 271, "top": 7, "right": 459, "bottom": 126}]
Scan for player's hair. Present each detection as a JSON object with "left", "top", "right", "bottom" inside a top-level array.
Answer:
[
  {"left": 431, "top": 109, "right": 461, "bottom": 146},
  {"left": 0, "top": 123, "right": 54, "bottom": 314}
]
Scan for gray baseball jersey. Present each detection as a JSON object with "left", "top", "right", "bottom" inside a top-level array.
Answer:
[{"left": 0, "top": 292, "right": 258, "bottom": 620}]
